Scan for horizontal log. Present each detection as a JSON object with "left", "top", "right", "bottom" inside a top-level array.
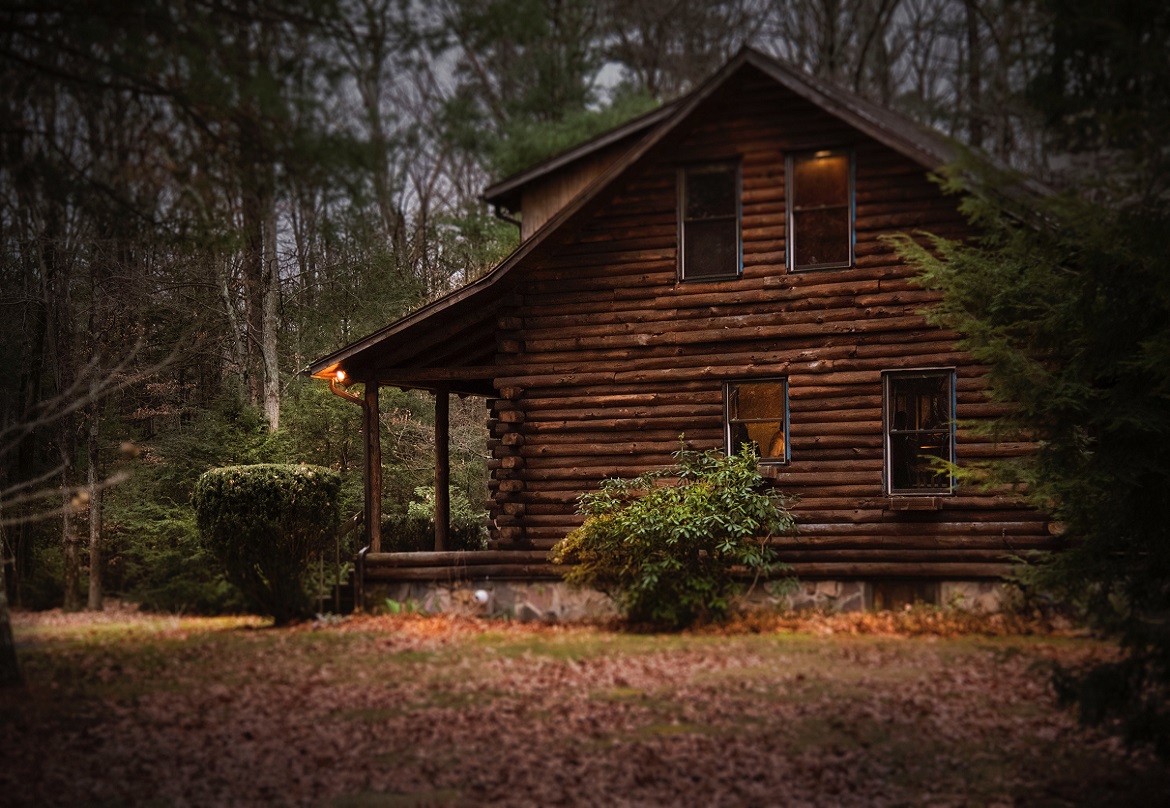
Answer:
[
  {"left": 776, "top": 549, "right": 1023, "bottom": 564},
  {"left": 523, "top": 429, "right": 720, "bottom": 445},
  {"left": 365, "top": 550, "right": 549, "bottom": 568},
  {"left": 519, "top": 440, "right": 697, "bottom": 458},
  {"left": 793, "top": 495, "right": 1035, "bottom": 511},
  {"left": 792, "top": 505, "right": 1044, "bottom": 522},
  {"left": 518, "top": 304, "right": 930, "bottom": 344},
  {"left": 795, "top": 520, "right": 1050, "bottom": 537},
  {"left": 364, "top": 564, "right": 562, "bottom": 582},
  {"left": 785, "top": 562, "right": 1014, "bottom": 579},
  {"left": 507, "top": 341, "right": 975, "bottom": 374}
]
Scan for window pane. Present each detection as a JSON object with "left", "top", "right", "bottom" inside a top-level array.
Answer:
[
  {"left": 887, "top": 372, "right": 954, "bottom": 493},
  {"left": 685, "top": 219, "right": 738, "bottom": 278},
  {"left": 793, "top": 153, "right": 849, "bottom": 208},
  {"left": 729, "top": 420, "right": 786, "bottom": 460},
  {"left": 731, "top": 382, "right": 787, "bottom": 420},
  {"left": 890, "top": 430, "right": 950, "bottom": 490},
  {"left": 892, "top": 375, "right": 950, "bottom": 430},
  {"left": 686, "top": 167, "right": 736, "bottom": 219},
  {"left": 727, "top": 380, "right": 787, "bottom": 462},
  {"left": 793, "top": 208, "right": 850, "bottom": 266}
]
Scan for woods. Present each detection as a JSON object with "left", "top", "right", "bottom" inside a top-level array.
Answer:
[
  {"left": 1, "top": 1, "right": 1168, "bottom": 766},
  {"left": 1, "top": 0, "right": 1054, "bottom": 614}
]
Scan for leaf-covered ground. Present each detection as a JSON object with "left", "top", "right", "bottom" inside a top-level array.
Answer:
[{"left": 3, "top": 605, "right": 1167, "bottom": 807}]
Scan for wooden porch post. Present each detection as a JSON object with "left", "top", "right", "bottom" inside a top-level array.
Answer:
[
  {"left": 364, "top": 384, "right": 382, "bottom": 552},
  {"left": 434, "top": 387, "right": 450, "bottom": 552}
]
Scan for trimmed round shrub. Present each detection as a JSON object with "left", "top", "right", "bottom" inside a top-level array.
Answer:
[{"left": 193, "top": 464, "right": 341, "bottom": 625}]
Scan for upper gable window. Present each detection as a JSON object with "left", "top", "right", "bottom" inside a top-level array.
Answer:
[
  {"left": 787, "top": 149, "right": 853, "bottom": 271},
  {"left": 679, "top": 162, "right": 741, "bottom": 281},
  {"left": 724, "top": 379, "right": 789, "bottom": 464}
]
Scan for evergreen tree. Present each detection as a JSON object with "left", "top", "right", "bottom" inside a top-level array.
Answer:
[{"left": 892, "top": 0, "right": 1170, "bottom": 756}]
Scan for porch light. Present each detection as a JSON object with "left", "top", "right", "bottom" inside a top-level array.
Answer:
[
  {"left": 814, "top": 149, "right": 833, "bottom": 158},
  {"left": 328, "top": 367, "right": 363, "bottom": 404}
]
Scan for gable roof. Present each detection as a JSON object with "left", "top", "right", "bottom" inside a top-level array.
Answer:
[
  {"left": 481, "top": 100, "right": 682, "bottom": 216},
  {"left": 308, "top": 47, "right": 963, "bottom": 390}
]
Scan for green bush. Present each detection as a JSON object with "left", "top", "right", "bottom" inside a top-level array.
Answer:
[
  {"left": 551, "top": 446, "right": 797, "bottom": 629},
  {"left": 380, "top": 486, "right": 488, "bottom": 552},
  {"left": 107, "top": 498, "right": 244, "bottom": 615},
  {"left": 193, "top": 464, "right": 341, "bottom": 625}
]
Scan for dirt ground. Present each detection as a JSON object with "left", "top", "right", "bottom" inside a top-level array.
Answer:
[{"left": 2, "top": 604, "right": 1167, "bottom": 807}]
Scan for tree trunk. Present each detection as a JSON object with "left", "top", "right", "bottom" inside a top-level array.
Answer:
[
  {"left": 262, "top": 200, "right": 281, "bottom": 432},
  {"left": 61, "top": 458, "right": 81, "bottom": 612},
  {"left": 964, "top": 0, "right": 985, "bottom": 150},
  {"left": 0, "top": 532, "right": 21, "bottom": 687},
  {"left": 86, "top": 406, "right": 102, "bottom": 611}
]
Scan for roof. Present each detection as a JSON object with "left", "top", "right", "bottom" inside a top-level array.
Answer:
[
  {"left": 308, "top": 47, "right": 966, "bottom": 391},
  {"left": 481, "top": 100, "right": 681, "bottom": 214}
]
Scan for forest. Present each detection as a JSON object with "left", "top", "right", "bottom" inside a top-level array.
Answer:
[
  {"left": 2, "top": 0, "right": 1065, "bottom": 615},
  {"left": 0, "top": 0, "right": 1165, "bottom": 767}
]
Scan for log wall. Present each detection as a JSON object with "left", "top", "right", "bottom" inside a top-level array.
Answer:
[{"left": 485, "top": 68, "right": 1053, "bottom": 579}]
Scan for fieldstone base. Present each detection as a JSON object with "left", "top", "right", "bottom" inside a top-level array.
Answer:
[
  {"left": 743, "top": 579, "right": 870, "bottom": 613},
  {"left": 366, "top": 580, "right": 617, "bottom": 622},
  {"left": 939, "top": 580, "right": 1007, "bottom": 612},
  {"left": 362, "top": 578, "right": 1009, "bottom": 620}
]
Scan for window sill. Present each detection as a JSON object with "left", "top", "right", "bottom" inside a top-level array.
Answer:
[
  {"left": 885, "top": 496, "right": 944, "bottom": 511},
  {"left": 788, "top": 262, "right": 853, "bottom": 273}
]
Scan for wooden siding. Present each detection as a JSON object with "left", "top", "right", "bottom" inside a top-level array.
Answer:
[
  {"left": 484, "top": 69, "right": 1051, "bottom": 579},
  {"left": 518, "top": 142, "right": 632, "bottom": 241}
]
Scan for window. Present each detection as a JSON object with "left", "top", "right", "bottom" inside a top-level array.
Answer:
[
  {"left": 724, "top": 379, "right": 789, "bottom": 464},
  {"left": 679, "top": 162, "right": 740, "bottom": 281},
  {"left": 883, "top": 370, "right": 955, "bottom": 494},
  {"left": 787, "top": 149, "right": 853, "bottom": 271}
]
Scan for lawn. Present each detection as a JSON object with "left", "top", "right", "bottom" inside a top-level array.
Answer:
[{"left": 2, "top": 605, "right": 1166, "bottom": 807}]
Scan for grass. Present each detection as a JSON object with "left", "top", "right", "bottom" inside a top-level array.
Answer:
[{"left": 2, "top": 608, "right": 1167, "bottom": 807}]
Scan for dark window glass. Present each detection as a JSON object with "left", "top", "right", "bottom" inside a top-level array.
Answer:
[
  {"left": 681, "top": 163, "right": 739, "bottom": 280},
  {"left": 725, "top": 379, "right": 788, "bottom": 463},
  {"left": 885, "top": 371, "right": 955, "bottom": 494},
  {"left": 686, "top": 169, "right": 737, "bottom": 218},
  {"left": 789, "top": 150, "right": 852, "bottom": 270},
  {"left": 793, "top": 208, "right": 851, "bottom": 266},
  {"left": 684, "top": 219, "right": 738, "bottom": 280}
]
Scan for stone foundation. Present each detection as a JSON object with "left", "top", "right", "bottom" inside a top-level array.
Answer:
[
  {"left": 362, "top": 578, "right": 1010, "bottom": 620},
  {"left": 366, "top": 580, "right": 616, "bottom": 622}
]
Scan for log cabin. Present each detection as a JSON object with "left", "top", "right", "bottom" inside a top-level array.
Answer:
[{"left": 309, "top": 47, "right": 1055, "bottom": 612}]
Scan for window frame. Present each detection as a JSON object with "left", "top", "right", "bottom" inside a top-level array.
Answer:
[
  {"left": 786, "top": 148, "right": 855, "bottom": 272},
  {"left": 882, "top": 368, "right": 957, "bottom": 496},
  {"left": 723, "top": 377, "right": 790, "bottom": 465},
  {"left": 678, "top": 160, "right": 743, "bottom": 282}
]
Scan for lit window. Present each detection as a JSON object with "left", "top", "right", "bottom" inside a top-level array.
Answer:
[
  {"left": 787, "top": 149, "right": 853, "bottom": 270},
  {"left": 679, "top": 162, "right": 740, "bottom": 281},
  {"left": 883, "top": 370, "right": 955, "bottom": 494},
  {"left": 724, "top": 379, "right": 788, "bottom": 463}
]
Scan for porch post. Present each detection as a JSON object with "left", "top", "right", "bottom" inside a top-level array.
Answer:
[
  {"left": 363, "top": 383, "right": 382, "bottom": 552},
  {"left": 434, "top": 387, "right": 450, "bottom": 552}
]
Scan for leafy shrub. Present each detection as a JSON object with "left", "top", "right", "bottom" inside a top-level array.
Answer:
[
  {"left": 380, "top": 486, "right": 488, "bottom": 552},
  {"left": 551, "top": 446, "right": 797, "bottom": 629},
  {"left": 193, "top": 464, "right": 341, "bottom": 624},
  {"left": 107, "top": 498, "right": 244, "bottom": 615}
]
